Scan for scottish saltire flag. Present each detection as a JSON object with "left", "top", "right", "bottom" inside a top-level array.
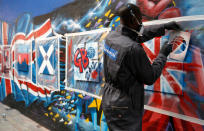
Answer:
[
  {"left": 36, "top": 36, "right": 59, "bottom": 90},
  {"left": 38, "top": 44, "right": 55, "bottom": 75}
]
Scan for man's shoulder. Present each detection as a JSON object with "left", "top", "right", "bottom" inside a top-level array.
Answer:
[{"left": 106, "top": 31, "right": 136, "bottom": 46}]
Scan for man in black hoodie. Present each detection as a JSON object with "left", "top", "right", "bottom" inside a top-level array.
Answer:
[{"left": 102, "top": 3, "right": 181, "bottom": 131}]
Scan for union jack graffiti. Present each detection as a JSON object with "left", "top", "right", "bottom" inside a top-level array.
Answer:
[{"left": 142, "top": 36, "right": 201, "bottom": 95}]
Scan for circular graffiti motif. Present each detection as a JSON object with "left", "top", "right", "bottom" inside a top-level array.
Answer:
[{"left": 87, "top": 47, "right": 95, "bottom": 59}]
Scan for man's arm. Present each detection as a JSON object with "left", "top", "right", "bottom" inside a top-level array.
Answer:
[
  {"left": 138, "top": 25, "right": 166, "bottom": 43},
  {"left": 127, "top": 44, "right": 167, "bottom": 85},
  {"left": 137, "top": 21, "right": 181, "bottom": 43}
]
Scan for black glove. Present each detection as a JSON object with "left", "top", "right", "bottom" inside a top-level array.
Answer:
[
  {"left": 160, "top": 41, "right": 173, "bottom": 57},
  {"left": 164, "top": 21, "right": 181, "bottom": 30}
]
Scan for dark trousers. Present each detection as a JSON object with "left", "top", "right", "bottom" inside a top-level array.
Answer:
[{"left": 102, "top": 85, "right": 143, "bottom": 131}]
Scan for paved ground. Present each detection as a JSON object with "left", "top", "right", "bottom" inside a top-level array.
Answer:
[{"left": 0, "top": 102, "right": 49, "bottom": 131}]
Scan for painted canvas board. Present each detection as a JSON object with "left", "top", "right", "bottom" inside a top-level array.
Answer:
[
  {"left": 73, "top": 42, "right": 99, "bottom": 82},
  {"left": 65, "top": 28, "right": 110, "bottom": 97},
  {"left": 36, "top": 37, "right": 59, "bottom": 90},
  {"left": 168, "top": 31, "right": 191, "bottom": 61},
  {"left": 14, "top": 42, "right": 32, "bottom": 81}
]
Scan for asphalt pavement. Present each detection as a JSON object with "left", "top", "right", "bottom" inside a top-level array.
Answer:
[{"left": 0, "top": 102, "right": 49, "bottom": 131}]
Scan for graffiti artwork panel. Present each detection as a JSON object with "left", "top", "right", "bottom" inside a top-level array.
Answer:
[
  {"left": 143, "top": 18, "right": 204, "bottom": 121},
  {"left": 73, "top": 42, "right": 99, "bottom": 82},
  {"left": 66, "top": 28, "right": 110, "bottom": 96},
  {"left": 36, "top": 37, "right": 59, "bottom": 90},
  {"left": 14, "top": 42, "right": 32, "bottom": 81}
]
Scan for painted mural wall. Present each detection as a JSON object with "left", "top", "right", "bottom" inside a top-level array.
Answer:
[{"left": 0, "top": 0, "right": 204, "bottom": 130}]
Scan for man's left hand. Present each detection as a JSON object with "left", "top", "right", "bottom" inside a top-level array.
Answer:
[{"left": 164, "top": 21, "right": 181, "bottom": 30}]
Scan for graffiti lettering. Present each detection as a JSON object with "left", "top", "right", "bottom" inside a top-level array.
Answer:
[{"left": 74, "top": 48, "right": 89, "bottom": 73}]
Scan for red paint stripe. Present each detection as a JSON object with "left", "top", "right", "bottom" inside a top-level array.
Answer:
[
  {"left": 11, "top": 33, "right": 34, "bottom": 46},
  {"left": 183, "top": 92, "right": 197, "bottom": 109},
  {"left": 44, "top": 88, "right": 51, "bottom": 94},
  {"left": 149, "top": 113, "right": 169, "bottom": 130},
  {"left": 143, "top": 111, "right": 169, "bottom": 131},
  {"left": 173, "top": 117, "right": 184, "bottom": 131},
  {"left": 183, "top": 63, "right": 201, "bottom": 72},
  {"left": 3, "top": 22, "right": 8, "bottom": 45},
  {"left": 165, "top": 62, "right": 201, "bottom": 72},
  {"left": 165, "top": 62, "right": 183, "bottom": 70},
  {"left": 142, "top": 43, "right": 156, "bottom": 62},
  {"left": 32, "top": 52, "right": 36, "bottom": 61},
  {"left": 162, "top": 69, "right": 182, "bottom": 94},
  {"left": 34, "top": 19, "right": 51, "bottom": 38},
  {"left": 186, "top": 82, "right": 198, "bottom": 93},
  {"left": 142, "top": 110, "right": 153, "bottom": 122},
  {"left": 179, "top": 98, "right": 198, "bottom": 118},
  {"left": 25, "top": 32, "right": 34, "bottom": 41},
  {"left": 156, "top": 115, "right": 169, "bottom": 131},
  {"left": 11, "top": 34, "right": 26, "bottom": 46},
  {"left": 154, "top": 37, "right": 161, "bottom": 55},
  {"left": 5, "top": 79, "right": 12, "bottom": 95},
  {"left": 18, "top": 80, "right": 23, "bottom": 85},
  {"left": 152, "top": 92, "right": 162, "bottom": 105},
  {"left": 27, "top": 82, "right": 38, "bottom": 92},
  {"left": 38, "top": 87, "right": 46, "bottom": 94},
  {"left": 154, "top": 77, "right": 160, "bottom": 92},
  {"left": 11, "top": 19, "right": 51, "bottom": 46},
  {"left": 192, "top": 48, "right": 204, "bottom": 96},
  {"left": 68, "top": 39, "right": 72, "bottom": 69}
]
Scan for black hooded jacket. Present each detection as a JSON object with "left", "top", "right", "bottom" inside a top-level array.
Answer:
[{"left": 102, "top": 24, "right": 167, "bottom": 130}]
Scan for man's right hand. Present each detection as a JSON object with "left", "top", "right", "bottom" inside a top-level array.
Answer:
[{"left": 160, "top": 40, "right": 173, "bottom": 57}]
